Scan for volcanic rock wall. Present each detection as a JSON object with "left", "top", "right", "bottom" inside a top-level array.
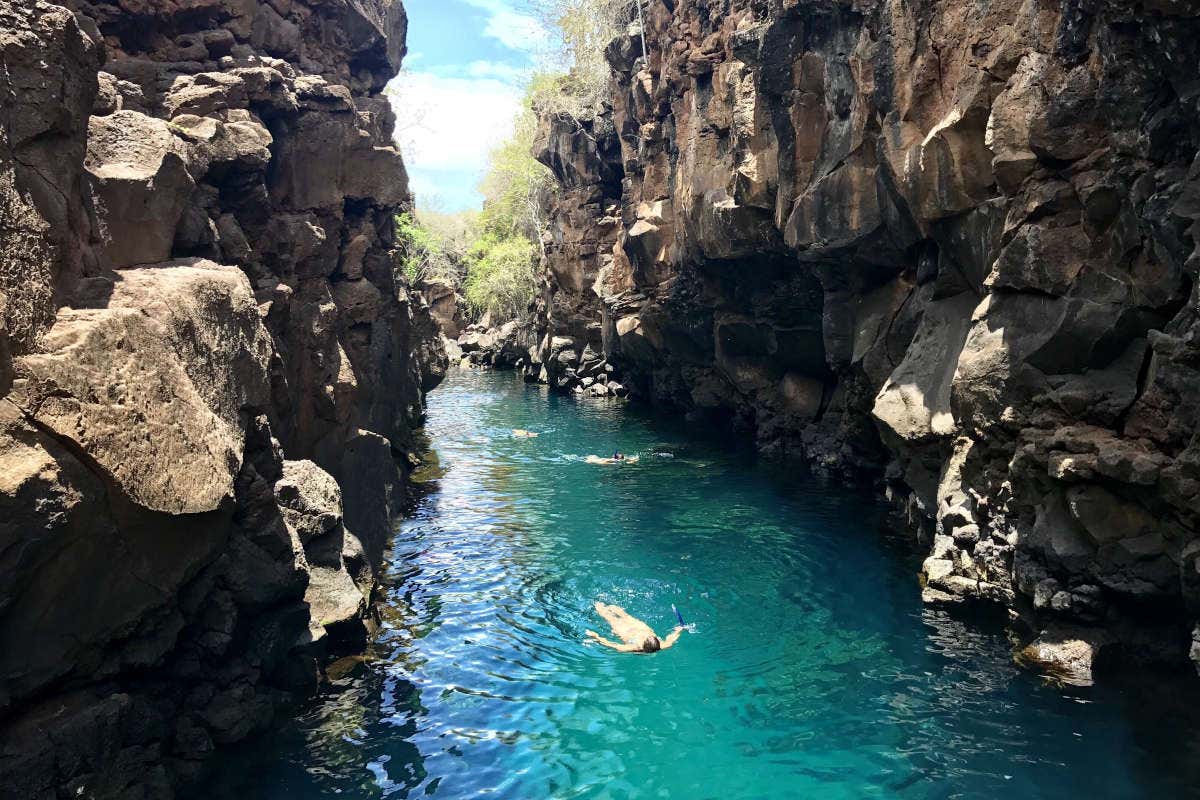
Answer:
[
  {"left": 535, "top": 0, "right": 1200, "bottom": 682},
  {"left": 0, "top": 0, "right": 443, "bottom": 796},
  {"left": 531, "top": 104, "right": 627, "bottom": 394}
]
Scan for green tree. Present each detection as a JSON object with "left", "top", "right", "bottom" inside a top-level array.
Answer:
[
  {"left": 477, "top": 105, "right": 552, "bottom": 244},
  {"left": 457, "top": 90, "right": 555, "bottom": 323},
  {"left": 463, "top": 233, "right": 538, "bottom": 321}
]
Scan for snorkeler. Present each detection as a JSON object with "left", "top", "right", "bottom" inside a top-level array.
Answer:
[
  {"left": 585, "top": 602, "right": 684, "bottom": 654},
  {"left": 512, "top": 429, "right": 539, "bottom": 438},
  {"left": 585, "top": 453, "right": 639, "bottom": 465}
]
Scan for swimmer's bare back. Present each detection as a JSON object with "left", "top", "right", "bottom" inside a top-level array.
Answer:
[{"left": 585, "top": 602, "right": 683, "bottom": 654}]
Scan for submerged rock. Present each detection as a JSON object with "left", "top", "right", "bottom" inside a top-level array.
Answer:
[{"left": 1016, "top": 629, "right": 1113, "bottom": 688}]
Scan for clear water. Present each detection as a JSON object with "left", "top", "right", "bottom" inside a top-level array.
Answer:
[{"left": 204, "top": 369, "right": 1200, "bottom": 799}]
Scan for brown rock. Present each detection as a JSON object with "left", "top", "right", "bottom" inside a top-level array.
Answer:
[
  {"left": 13, "top": 260, "right": 272, "bottom": 514},
  {"left": 86, "top": 111, "right": 195, "bottom": 268}
]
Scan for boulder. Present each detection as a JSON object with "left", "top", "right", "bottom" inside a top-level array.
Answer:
[
  {"left": 273, "top": 460, "right": 365, "bottom": 640},
  {"left": 1016, "top": 628, "right": 1113, "bottom": 687},
  {"left": 873, "top": 293, "right": 978, "bottom": 443},
  {"left": 86, "top": 111, "right": 195, "bottom": 268},
  {"left": 12, "top": 260, "right": 272, "bottom": 514},
  {"left": 0, "top": 400, "right": 227, "bottom": 710},
  {"left": 275, "top": 460, "right": 342, "bottom": 546}
]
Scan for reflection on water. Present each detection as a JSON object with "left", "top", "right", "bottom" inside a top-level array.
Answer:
[{"left": 201, "top": 369, "right": 1200, "bottom": 799}]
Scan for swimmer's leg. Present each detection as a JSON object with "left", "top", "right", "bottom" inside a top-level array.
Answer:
[{"left": 594, "top": 602, "right": 626, "bottom": 632}]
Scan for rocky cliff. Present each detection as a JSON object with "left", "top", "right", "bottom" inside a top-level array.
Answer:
[
  {"left": 0, "top": 0, "right": 443, "bottom": 795},
  {"left": 535, "top": 0, "right": 1200, "bottom": 683}
]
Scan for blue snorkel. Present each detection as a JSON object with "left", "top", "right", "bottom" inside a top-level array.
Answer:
[{"left": 672, "top": 604, "right": 696, "bottom": 632}]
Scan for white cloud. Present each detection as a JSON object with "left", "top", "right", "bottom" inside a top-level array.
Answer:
[
  {"left": 461, "top": 0, "right": 549, "bottom": 54},
  {"left": 385, "top": 1, "right": 547, "bottom": 210},
  {"left": 420, "top": 59, "right": 529, "bottom": 83},
  {"left": 465, "top": 60, "right": 529, "bottom": 82},
  {"left": 388, "top": 68, "right": 525, "bottom": 208}
]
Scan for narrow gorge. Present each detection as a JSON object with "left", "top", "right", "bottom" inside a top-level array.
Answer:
[{"left": 5, "top": 0, "right": 1200, "bottom": 797}]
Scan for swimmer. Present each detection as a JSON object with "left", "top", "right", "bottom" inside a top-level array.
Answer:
[
  {"left": 512, "top": 429, "right": 539, "bottom": 438},
  {"left": 584, "top": 454, "right": 639, "bottom": 465},
  {"left": 585, "top": 602, "right": 684, "bottom": 654}
]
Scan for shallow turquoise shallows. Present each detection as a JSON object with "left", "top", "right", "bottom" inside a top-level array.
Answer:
[{"left": 204, "top": 369, "right": 1200, "bottom": 799}]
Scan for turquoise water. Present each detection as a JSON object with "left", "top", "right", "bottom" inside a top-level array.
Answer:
[{"left": 205, "top": 369, "right": 1200, "bottom": 799}]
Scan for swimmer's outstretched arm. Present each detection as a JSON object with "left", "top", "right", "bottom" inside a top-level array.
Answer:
[
  {"left": 658, "top": 626, "right": 685, "bottom": 650},
  {"left": 585, "top": 630, "right": 640, "bottom": 652}
]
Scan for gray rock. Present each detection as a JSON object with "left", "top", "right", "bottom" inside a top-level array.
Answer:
[{"left": 13, "top": 260, "right": 272, "bottom": 514}]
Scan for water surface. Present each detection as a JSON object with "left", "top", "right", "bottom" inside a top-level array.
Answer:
[{"left": 205, "top": 369, "right": 1200, "bottom": 799}]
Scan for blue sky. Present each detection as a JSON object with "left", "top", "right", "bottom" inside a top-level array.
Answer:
[{"left": 389, "top": 0, "right": 548, "bottom": 212}]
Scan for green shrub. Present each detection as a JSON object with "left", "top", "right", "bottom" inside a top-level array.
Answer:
[
  {"left": 477, "top": 106, "right": 552, "bottom": 242},
  {"left": 395, "top": 211, "right": 460, "bottom": 285},
  {"left": 459, "top": 96, "right": 554, "bottom": 323},
  {"left": 463, "top": 234, "right": 538, "bottom": 321}
]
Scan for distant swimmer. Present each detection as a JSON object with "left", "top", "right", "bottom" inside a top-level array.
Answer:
[
  {"left": 512, "top": 429, "right": 539, "bottom": 438},
  {"left": 585, "top": 602, "right": 684, "bottom": 654},
  {"left": 585, "top": 453, "right": 638, "bottom": 465}
]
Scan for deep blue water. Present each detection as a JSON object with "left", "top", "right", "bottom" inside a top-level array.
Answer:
[{"left": 203, "top": 368, "right": 1200, "bottom": 799}]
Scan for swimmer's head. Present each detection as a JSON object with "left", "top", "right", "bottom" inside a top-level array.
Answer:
[{"left": 642, "top": 635, "right": 662, "bottom": 653}]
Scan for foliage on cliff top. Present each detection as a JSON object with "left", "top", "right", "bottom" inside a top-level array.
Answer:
[
  {"left": 526, "top": 0, "right": 632, "bottom": 116},
  {"left": 463, "top": 234, "right": 538, "bottom": 321},
  {"left": 478, "top": 106, "right": 552, "bottom": 242}
]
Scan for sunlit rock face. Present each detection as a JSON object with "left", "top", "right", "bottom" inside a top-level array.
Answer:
[
  {"left": 0, "top": 0, "right": 443, "bottom": 795},
  {"left": 418, "top": 277, "right": 467, "bottom": 339},
  {"left": 535, "top": 0, "right": 1200, "bottom": 681}
]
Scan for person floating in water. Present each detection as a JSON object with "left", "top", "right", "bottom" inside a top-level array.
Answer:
[
  {"left": 585, "top": 453, "right": 639, "bottom": 465},
  {"left": 512, "top": 429, "right": 538, "bottom": 438},
  {"left": 585, "top": 602, "right": 684, "bottom": 653}
]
